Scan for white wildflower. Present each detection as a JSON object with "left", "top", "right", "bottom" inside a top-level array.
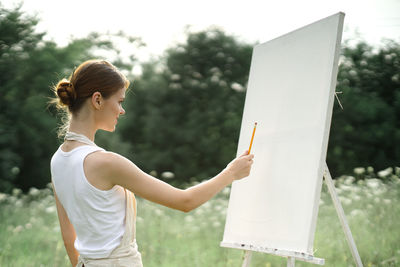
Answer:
[
  {"left": 209, "top": 67, "right": 220, "bottom": 74},
  {"left": 374, "top": 197, "right": 381, "bottom": 203},
  {"left": 214, "top": 205, "right": 224, "bottom": 211},
  {"left": 211, "top": 75, "right": 219, "bottom": 83},
  {"left": 212, "top": 221, "right": 221, "bottom": 228},
  {"left": 353, "top": 167, "right": 365, "bottom": 175},
  {"left": 11, "top": 166, "right": 20, "bottom": 175},
  {"left": 154, "top": 209, "right": 163, "bottom": 216},
  {"left": 15, "top": 199, "right": 23, "bottom": 208},
  {"left": 378, "top": 167, "right": 393, "bottom": 178},
  {"left": 222, "top": 187, "right": 230, "bottom": 196},
  {"left": 13, "top": 225, "right": 23, "bottom": 233},
  {"left": 349, "top": 70, "right": 357, "bottom": 76},
  {"left": 366, "top": 179, "right": 381, "bottom": 189},
  {"left": 38, "top": 203, "right": 45, "bottom": 210},
  {"left": 340, "top": 184, "right": 353, "bottom": 192},
  {"left": 171, "top": 74, "right": 181, "bottom": 81},
  {"left": 219, "top": 80, "right": 227, "bottom": 87},
  {"left": 192, "top": 72, "right": 202, "bottom": 79},
  {"left": 149, "top": 170, "right": 157, "bottom": 177},
  {"left": 344, "top": 176, "right": 355, "bottom": 185},
  {"left": 190, "top": 79, "right": 200, "bottom": 87},
  {"left": 0, "top": 193, "right": 7, "bottom": 202},
  {"left": 231, "top": 82, "right": 245, "bottom": 92},
  {"left": 392, "top": 74, "right": 399, "bottom": 83},
  {"left": 350, "top": 209, "right": 364, "bottom": 217},
  {"left": 319, "top": 199, "right": 324, "bottom": 206},
  {"left": 169, "top": 83, "right": 182, "bottom": 90},
  {"left": 25, "top": 223, "right": 32, "bottom": 229},
  {"left": 216, "top": 52, "right": 225, "bottom": 58},
  {"left": 227, "top": 57, "right": 235, "bottom": 63},
  {"left": 367, "top": 166, "right": 374, "bottom": 174},
  {"left": 383, "top": 199, "right": 391, "bottom": 205},
  {"left": 29, "top": 187, "right": 40, "bottom": 197},
  {"left": 357, "top": 179, "right": 365, "bottom": 186},
  {"left": 161, "top": 171, "right": 175, "bottom": 180},
  {"left": 220, "top": 209, "right": 227, "bottom": 216},
  {"left": 373, "top": 187, "right": 387, "bottom": 195},
  {"left": 384, "top": 54, "right": 393, "bottom": 63},
  {"left": 45, "top": 206, "right": 56, "bottom": 213},
  {"left": 12, "top": 188, "right": 22, "bottom": 196},
  {"left": 339, "top": 196, "right": 352, "bottom": 205},
  {"left": 352, "top": 194, "right": 361, "bottom": 201}
]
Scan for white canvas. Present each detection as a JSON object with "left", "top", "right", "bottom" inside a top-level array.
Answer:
[{"left": 221, "top": 13, "right": 344, "bottom": 255}]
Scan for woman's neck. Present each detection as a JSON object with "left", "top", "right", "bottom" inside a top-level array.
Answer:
[{"left": 68, "top": 116, "right": 97, "bottom": 142}]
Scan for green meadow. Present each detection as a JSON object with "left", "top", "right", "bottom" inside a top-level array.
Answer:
[{"left": 0, "top": 168, "right": 399, "bottom": 267}]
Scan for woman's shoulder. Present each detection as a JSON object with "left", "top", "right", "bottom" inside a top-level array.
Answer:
[
  {"left": 84, "top": 150, "right": 134, "bottom": 190},
  {"left": 85, "top": 150, "right": 132, "bottom": 174}
]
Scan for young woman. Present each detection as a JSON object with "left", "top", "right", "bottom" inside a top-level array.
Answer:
[{"left": 50, "top": 59, "right": 254, "bottom": 267}]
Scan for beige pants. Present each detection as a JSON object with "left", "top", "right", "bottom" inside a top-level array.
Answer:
[{"left": 76, "top": 190, "right": 143, "bottom": 267}]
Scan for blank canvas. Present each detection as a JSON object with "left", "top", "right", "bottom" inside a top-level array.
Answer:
[{"left": 221, "top": 13, "right": 344, "bottom": 255}]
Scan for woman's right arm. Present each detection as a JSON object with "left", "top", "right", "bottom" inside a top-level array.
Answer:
[
  {"left": 98, "top": 150, "right": 254, "bottom": 212},
  {"left": 52, "top": 185, "right": 79, "bottom": 266}
]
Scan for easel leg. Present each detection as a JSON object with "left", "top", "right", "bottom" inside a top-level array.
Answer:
[
  {"left": 324, "top": 163, "right": 363, "bottom": 267},
  {"left": 242, "top": 251, "right": 252, "bottom": 267},
  {"left": 287, "top": 257, "right": 295, "bottom": 267}
]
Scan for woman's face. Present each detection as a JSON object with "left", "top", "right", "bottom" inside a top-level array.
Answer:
[{"left": 97, "top": 88, "right": 126, "bottom": 132}]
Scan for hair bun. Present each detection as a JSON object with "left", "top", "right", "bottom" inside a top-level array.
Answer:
[{"left": 56, "top": 80, "right": 77, "bottom": 106}]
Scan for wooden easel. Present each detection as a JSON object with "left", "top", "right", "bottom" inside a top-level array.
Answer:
[{"left": 240, "top": 163, "right": 363, "bottom": 267}]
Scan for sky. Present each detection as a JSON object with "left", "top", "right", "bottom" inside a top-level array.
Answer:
[{"left": 2, "top": 0, "right": 400, "bottom": 62}]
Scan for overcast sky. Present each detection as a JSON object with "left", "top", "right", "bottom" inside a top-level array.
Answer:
[{"left": 3, "top": 0, "right": 400, "bottom": 61}]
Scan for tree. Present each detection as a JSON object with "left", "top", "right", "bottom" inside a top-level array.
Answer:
[
  {"left": 0, "top": 4, "right": 141, "bottom": 192},
  {"left": 120, "top": 27, "right": 253, "bottom": 183},
  {"left": 328, "top": 41, "right": 400, "bottom": 176}
]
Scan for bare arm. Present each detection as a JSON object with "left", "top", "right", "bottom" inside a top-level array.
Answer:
[
  {"left": 53, "top": 185, "right": 79, "bottom": 266},
  {"left": 99, "top": 150, "right": 254, "bottom": 212}
]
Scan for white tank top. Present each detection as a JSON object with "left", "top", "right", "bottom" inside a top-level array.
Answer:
[{"left": 51, "top": 145, "right": 126, "bottom": 259}]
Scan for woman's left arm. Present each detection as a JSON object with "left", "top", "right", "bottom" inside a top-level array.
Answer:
[{"left": 53, "top": 185, "right": 79, "bottom": 266}]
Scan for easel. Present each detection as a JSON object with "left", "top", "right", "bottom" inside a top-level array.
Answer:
[{"left": 240, "top": 162, "right": 363, "bottom": 267}]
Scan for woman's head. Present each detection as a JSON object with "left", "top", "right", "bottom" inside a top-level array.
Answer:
[
  {"left": 54, "top": 59, "right": 129, "bottom": 114},
  {"left": 52, "top": 60, "right": 129, "bottom": 136}
]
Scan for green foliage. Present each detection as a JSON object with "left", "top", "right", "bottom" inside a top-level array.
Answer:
[
  {"left": 328, "top": 41, "right": 400, "bottom": 176},
  {"left": 121, "top": 28, "right": 253, "bottom": 182},
  {"left": 0, "top": 4, "right": 141, "bottom": 193},
  {"left": 1, "top": 175, "right": 399, "bottom": 266},
  {"left": 0, "top": 3, "right": 399, "bottom": 192}
]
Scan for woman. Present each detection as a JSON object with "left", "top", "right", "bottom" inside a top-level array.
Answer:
[{"left": 50, "top": 59, "right": 254, "bottom": 267}]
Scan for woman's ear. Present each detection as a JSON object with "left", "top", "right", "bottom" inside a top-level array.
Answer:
[{"left": 91, "top": 92, "right": 102, "bottom": 110}]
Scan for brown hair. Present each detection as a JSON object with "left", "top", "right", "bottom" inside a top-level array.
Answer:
[
  {"left": 52, "top": 59, "right": 129, "bottom": 136},
  {"left": 53, "top": 59, "right": 129, "bottom": 113}
]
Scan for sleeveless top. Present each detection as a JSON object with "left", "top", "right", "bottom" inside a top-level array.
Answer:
[{"left": 51, "top": 145, "right": 127, "bottom": 259}]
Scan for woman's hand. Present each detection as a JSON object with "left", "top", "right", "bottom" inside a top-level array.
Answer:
[{"left": 225, "top": 150, "right": 254, "bottom": 181}]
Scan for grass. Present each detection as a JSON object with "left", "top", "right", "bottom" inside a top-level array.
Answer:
[{"left": 0, "top": 168, "right": 399, "bottom": 267}]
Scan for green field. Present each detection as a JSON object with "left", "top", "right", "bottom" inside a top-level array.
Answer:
[{"left": 0, "top": 168, "right": 399, "bottom": 267}]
